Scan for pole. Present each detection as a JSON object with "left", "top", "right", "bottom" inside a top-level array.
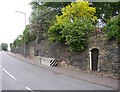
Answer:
[{"left": 15, "top": 11, "right": 26, "bottom": 57}]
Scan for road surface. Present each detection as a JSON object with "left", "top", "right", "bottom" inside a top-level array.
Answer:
[{"left": 0, "top": 51, "right": 114, "bottom": 91}]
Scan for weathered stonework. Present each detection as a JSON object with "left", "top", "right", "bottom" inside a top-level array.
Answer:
[
  {"left": 11, "top": 34, "right": 119, "bottom": 79},
  {"left": 87, "top": 34, "right": 119, "bottom": 78}
]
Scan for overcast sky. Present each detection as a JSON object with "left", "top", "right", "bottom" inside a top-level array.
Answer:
[{"left": 0, "top": 0, "right": 32, "bottom": 49}]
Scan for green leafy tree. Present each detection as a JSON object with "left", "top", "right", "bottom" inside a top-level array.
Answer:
[
  {"left": 10, "top": 25, "right": 36, "bottom": 49},
  {"left": 41, "top": 2, "right": 71, "bottom": 15},
  {"left": 10, "top": 43, "right": 13, "bottom": 49},
  {"left": 48, "top": 0, "right": 97, "bottom": 52},
  {"left": 30, "top": 2, "right": 70, "bottom": 15},
  {"left": 104, "top": 14, "right": 120, "bottom": 43},
  {"left": 91, "top": 2, "right": 119, "bottom": 21},
  {"left": 22, "top": 25, "right": 36, "bottom": 44},
  {"left": 12, "top": 35, "right": 22, "bottom": 48},
  {"left": 29, "top": 1, "right": 70, "bottom": 42},
  {"left": 0, "top": 43, "right": 8, "bottom": 51},
  {"left": 29, "top": 2, "right": 57, "bottom": 40}
]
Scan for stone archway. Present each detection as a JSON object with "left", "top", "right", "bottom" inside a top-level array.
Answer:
[{"left": 89, "top": 48, "right": 99, "bottom": 71}]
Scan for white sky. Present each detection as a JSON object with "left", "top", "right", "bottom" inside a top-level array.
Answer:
[{"left": 0, "top": 0, "right": 32, "bottom": 49}]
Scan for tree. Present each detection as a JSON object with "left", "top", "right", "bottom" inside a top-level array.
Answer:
[
  {"left": 22, "top": 25, "right": 36, "bottom": 44},
  {"left": 29, "top": 3, "right": 56, "bottom": 40},
  {"left": 56, "top": 1, "right": 97, "bottom": 24},
  {"left": 0, "top": 43, "right": 8, "bottom": 51},
  {"left": 30, "top": 2, "right": 71, "bottom": 15},
  {"left": 10, "top": 25, "right": 36, "bottom": 49},
  {"left": 48, "top": 0, "right": 97, "bottom": 52},
  {"left": 12, "top": 36, "right": 22, "bottom": 48},
  {"left": 10, "top": 43, "right": 13, "bottom": 49},
  {"left": 104, "top": 14, "right": 120, "bottom": 43},
  {"left": 91, "top": 2, "right": 120, "bottom": 21},
  {"left": 41, "top": 2, "right": 71, "bottom": 15},
  {"left": 29, "top": 1, "right": 71, "bottom": 42}
]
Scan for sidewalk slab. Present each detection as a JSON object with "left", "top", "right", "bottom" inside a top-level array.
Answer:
[{"left": 7, "top": 52, "right": 119, "bottom": 90}]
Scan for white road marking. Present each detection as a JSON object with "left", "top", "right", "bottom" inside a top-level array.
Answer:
[
  {"left": 25, "top": 87, "right": 32, "bottom": 90},
  {"left": 2, "top": 67, "right": 32, "bottom": 91},
  {"left": 2, "top": 68, "right": 16, "bottom": 80}
]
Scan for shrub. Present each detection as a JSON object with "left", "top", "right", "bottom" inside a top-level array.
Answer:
[
  {"left": 104, "top": 14, "right": 120, "bottom": 43},
  {"left": 62, "top": 18, "right": 95, "bottom": 51},
  {"left": 48, "top": 1, "right": 97, "bottom": 52}
]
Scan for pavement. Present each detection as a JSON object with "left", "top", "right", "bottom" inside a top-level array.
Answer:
[{"left": 7, "top": 52, "right": 120, "bottom": 90}]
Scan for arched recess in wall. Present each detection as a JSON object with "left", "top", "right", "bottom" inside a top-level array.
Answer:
[{"left": 89, "top": 48, "right": 99, "bottom": 71}]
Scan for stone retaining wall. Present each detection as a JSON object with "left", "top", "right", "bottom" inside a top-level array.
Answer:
[{"left": 11, "top": 34, "right": 119, "bottom": 79}]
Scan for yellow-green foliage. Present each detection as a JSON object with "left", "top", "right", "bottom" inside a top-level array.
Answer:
[
  {"left": 56, "top": 0, "right": 97, "bottom": 25},
  {"left": 48, "top": 1, "right": 97, "bottom": 52}
]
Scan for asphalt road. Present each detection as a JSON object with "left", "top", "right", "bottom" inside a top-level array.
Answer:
[{"left": 0, "top": 52, "right": 114, "bottom": 91}]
